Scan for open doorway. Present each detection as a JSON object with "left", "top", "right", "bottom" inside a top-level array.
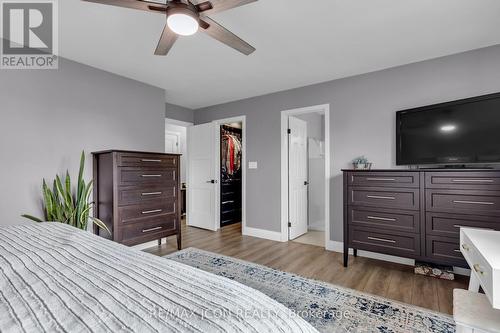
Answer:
[
  {"left": 280, "top": 105, "right": 330, "bottom": 248},
  {"left": 186, "top": 116, "right": 246, "bottom": 233},
  {"left": 219, "top": 122, "right": 243, "bottom": 227},
  {"left": 165, "top": 118, "right": 193, "bottom": 219}
]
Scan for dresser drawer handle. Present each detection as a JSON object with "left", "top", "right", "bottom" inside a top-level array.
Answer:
[
  {"left": 142, "top": 226, "right": 163, "bottom": 233},
  {"left": 141, "top": 192, "right": 163, "bottom": 196},
  {"left": 367, "top": 195, "right": 396, "bottom": 200},
  {"left": 453, "top": 200, "right": 494, "bottom": 206},
  {"left": 142, "top": 174, "right": 162, "bottom": 178},
  {"left": 473, "top": 264, "right": 484, "bottom": 275},
  {"left": 367, "top": 236, "right": 396, "bottom": 244},
  {"left": 366, "top": 178, "right": 396, "bottom": 181},
  {"left": 452, "top": 179, "right": 494, "bottom": 183},
  {"left": 367, "top": 216, "right": 397, "bottom": 222},
  {"left": 141, "top": 159, "right": 162, "bottom": 162},
  {"left": 453, "top": 249, "right": 461, "bottom": 253},
  {"left": 142, "top": 209, "right": 163, "bottom": 215},
  {"left": 462, "top": 244, "right": 470, "bottom": 251}
]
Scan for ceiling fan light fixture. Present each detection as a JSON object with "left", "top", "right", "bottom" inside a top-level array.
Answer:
[{"left": 167, "top": 12, "right": 199, "bottom": 36}]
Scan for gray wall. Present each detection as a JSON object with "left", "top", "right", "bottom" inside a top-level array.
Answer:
[
  {"left": 0, "top": 57, "right": 166, "bottom": 226},
  {"left": 166, "top": 103, "right": 194, "bottom": 123},
  {"left": 194, "top": 45, "right": 500, "bottom": 242}
]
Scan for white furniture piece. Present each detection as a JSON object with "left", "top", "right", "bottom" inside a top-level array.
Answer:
[
  {"left": 460, "top": 228, "right": 500, "bottom": 308},
  {"left": 454, "top": 228, "right": 500, "bottom": 333}
]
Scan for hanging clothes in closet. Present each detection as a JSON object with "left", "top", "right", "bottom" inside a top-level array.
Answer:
[
  {"left": 220, "top": 125, "right": 242, "bottom": 227},
  {"left": 221, "top": 130, "right": 242, "bottom": 177}
]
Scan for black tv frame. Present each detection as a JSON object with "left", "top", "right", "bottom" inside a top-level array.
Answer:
[{"left": 396, "top": 92, "right": 500, "bottom": 166}]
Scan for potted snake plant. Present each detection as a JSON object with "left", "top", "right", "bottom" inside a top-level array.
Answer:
[{"left": 22, "top": 151, "right": 110, "bottom": 234}]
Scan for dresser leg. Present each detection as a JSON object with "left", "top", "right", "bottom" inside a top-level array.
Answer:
[
  {"left": 353, "top": 249, "right": 358, "bottom": 257},
  {"left": 343, "top": 245, "right": 348, "bottom": 267},
  {"left": 177, "top": 233, "right": 182, "bottom": 250},
  {"left": 158, "top": 238, "right": 162, "bottom": 246}
]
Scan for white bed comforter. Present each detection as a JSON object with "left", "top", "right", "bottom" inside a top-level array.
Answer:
[{"left": 0, "top": 223, "right": 318, "bottom": 333}]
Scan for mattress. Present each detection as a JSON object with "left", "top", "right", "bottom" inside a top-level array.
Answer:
[{"left": 0, "top": 223, "right": 318, "bottom": 333}]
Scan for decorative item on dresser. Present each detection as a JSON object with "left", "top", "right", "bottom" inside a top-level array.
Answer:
[
  {"left": 343, "top": 169, "right": 500, "bottom": 267},
  {"left": 92, "top": 150, "right": 181, "bottom": 249}
]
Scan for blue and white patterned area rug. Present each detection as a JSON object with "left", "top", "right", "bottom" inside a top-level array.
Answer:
[{"left": 165, "top": 248, "right": 455, "bottom": 333}]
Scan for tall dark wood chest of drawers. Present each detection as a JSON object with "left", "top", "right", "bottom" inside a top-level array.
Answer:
[
  {"left": 343, "top": 169, "right": 500, "bottom": 267},
  {"left": 92, "top": 150, "right": 181, "bottom": 249}
]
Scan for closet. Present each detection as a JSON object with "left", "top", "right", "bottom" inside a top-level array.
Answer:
[{"left": 220, "top": 124, "right": 242, "bottom": 227}]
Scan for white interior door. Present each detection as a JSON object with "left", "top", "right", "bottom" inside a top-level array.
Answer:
[
  {"left": 165, "top": 131, "right": 181, "bottom": 153},
  {"left": 288, "top": 116, "right": 308, "bottom": 240},
  {"left": 187, "top": 123, "right": 217, "bottom": 230}
]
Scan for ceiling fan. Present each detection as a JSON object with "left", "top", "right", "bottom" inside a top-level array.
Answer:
[{"left": 82, "top": 0, "right": 257, "bottom": 56}]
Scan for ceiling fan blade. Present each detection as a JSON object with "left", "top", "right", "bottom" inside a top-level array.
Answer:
[
  {"left": 154, "top": 25, "right": 178, "bottom": 56},
  {"left": 82, "top": 0, "right": 168, "bottom": 13},
  {"left": 195, "top": 0, "right": 257, "bottom": 14},
  {"left": 200, "top": 17, "right": 255, "bottom": 55}
]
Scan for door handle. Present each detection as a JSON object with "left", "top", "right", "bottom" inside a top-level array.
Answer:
[
  {"left": 206, "top": 179, "right": 217, "bottom": 184},
  {"left": 304, "top": 181, "right": 309, "bottom": 186}
]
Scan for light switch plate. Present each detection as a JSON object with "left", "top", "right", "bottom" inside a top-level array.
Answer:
[{"left": 249, "top": 161, "right": 258, "bottom": 169}]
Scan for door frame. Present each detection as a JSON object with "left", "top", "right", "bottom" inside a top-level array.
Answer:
[
  {"left": 212, "top": 116, "right": 247, "bottom": 232},
  {"left": 280, "top": 104, "right": 330, "bottom": 245},
  {"left": 164, "top": 130, "right": 181, "bottom": 154}
]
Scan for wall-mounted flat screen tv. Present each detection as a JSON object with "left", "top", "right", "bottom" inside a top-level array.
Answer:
[{"left": 396, "top": 92, "right": 500, "bottom": 166}]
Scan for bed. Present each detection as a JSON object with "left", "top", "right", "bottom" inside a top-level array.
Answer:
[{"left": 0, "top": 223, "right": 317, "bottom": 333}]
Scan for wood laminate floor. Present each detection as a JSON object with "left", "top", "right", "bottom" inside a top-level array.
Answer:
[{"left": 144, "top": 220, "right": 468, "bottom": 315}]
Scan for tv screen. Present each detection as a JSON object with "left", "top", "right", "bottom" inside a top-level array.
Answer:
[{"left": 396, "top": 93, "right": 500, "bottom": 165}]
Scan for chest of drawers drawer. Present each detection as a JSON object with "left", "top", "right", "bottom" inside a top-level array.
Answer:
[
  {"left": 348, "top": 207, "right": 420, "bottom": 233},
  {"left": 118, "top": 168, "right": 177, "bottom": 186},
  {"left": 348, "top": 187, "right": 420, "bottom": 210},
  {"left": 349, "top": 227, "right": 420, "bottom": 258},
  {"left": 425, "top": 172, "right": 500, "bottom": 190},
  {"left": 118, "top": 216, "right": 176, "bottom": 245},
  {"left": 426, "top": 212, "right": 500, "bottom": 238},
  {"left": 117, "top": 152, "right": 177, "bottom": 168},
  {"left": 425, "top": 235, "right": 465, "bottom": 266},
  {"left": 118, "top": 200, "right": 176, "bottom": 225},
  {"left": 426, "top": 189, "right": 500, "bottom": 216},
  {"left": 348, "top": 172, "right": 419, "bottom": 188},
  {"left": 117, "top": 186, "right": 177, "bottom": 206}
]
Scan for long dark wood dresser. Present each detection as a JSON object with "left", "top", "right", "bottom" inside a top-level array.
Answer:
[
  {"left": 92, "top": 150, "right": 181, "bottom": 249},
  {"left": 343, "top": 169, "right": 500, "bottom": 267}
]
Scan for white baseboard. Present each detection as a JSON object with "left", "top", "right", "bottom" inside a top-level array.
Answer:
[
  {"left": 326, "top": 241, "right": 470, "bottom": 276},
  {"left": 243, "top": 226, "right": 285, "bottom": 242}
]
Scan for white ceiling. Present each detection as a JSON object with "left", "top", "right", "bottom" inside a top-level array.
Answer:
[{"left": 61, "top": 0, "right": 500, "bottom": 109}]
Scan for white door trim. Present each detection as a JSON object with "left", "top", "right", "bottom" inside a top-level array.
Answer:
[
  {"left": 164, "top": 130, "right": 181, "bottom": 154},
  {"left": 280, "top": 104, "right": 330, "bottom": 246},
  {"left": 212, "top": 116, "right": 247, "bottom": 233}
]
